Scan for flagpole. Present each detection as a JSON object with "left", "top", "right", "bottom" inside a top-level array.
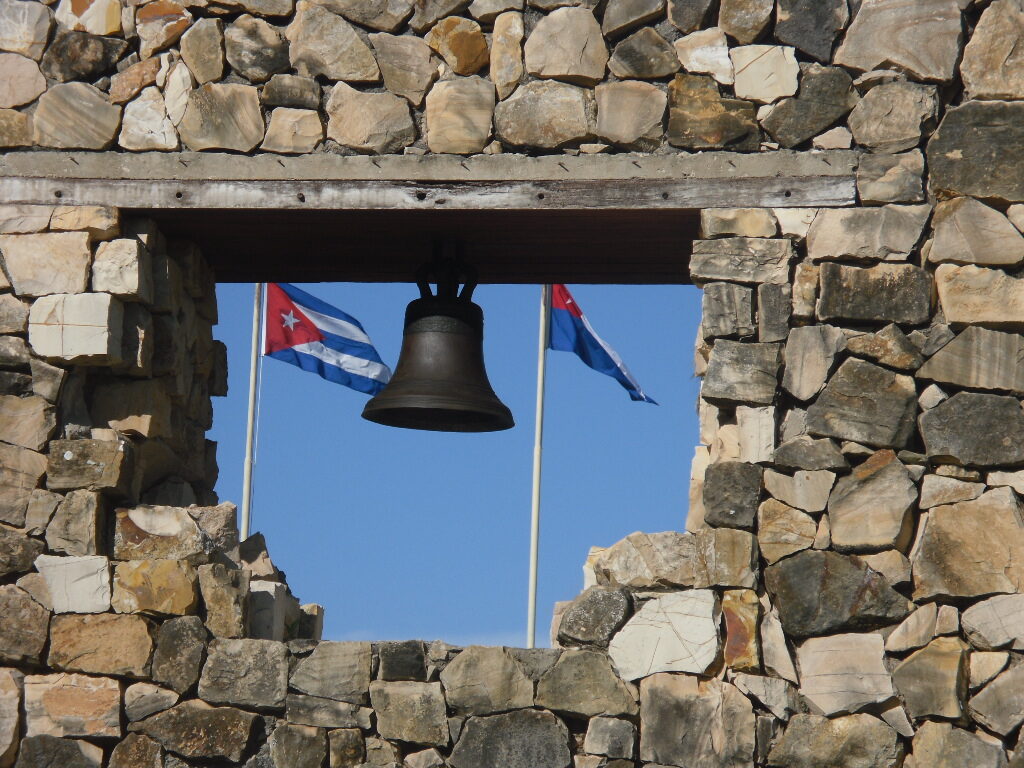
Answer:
[
  {"left": 527, "top": 284, "right": 552, "bottom": 649},
  {"left": 241, "top": 282, "right": 264, "bottom": 542}
]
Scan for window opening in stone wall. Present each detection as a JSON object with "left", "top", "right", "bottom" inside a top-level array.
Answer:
[{"left": 210, "top": 282, "right": 701, "bottom": 646}]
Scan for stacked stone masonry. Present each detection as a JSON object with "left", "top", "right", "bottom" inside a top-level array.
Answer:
[{"left": 7, "top": 0, "right": 1024, "bottom": 765}]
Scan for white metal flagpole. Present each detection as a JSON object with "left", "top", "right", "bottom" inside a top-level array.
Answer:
[
  {"left": 527, "top": 284, "right": 552, "bottom": 649},
  {"left": 241, "top": 282, "right": 265, "bottom": 542}
]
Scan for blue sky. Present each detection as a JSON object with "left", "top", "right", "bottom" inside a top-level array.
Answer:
[{"left": 211, "top": 282, "right": 702, "bottom": 646}]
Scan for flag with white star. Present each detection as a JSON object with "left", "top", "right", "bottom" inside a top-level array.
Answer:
[{"left": 264, "top": 282, "right": 392, "bottom": 395}]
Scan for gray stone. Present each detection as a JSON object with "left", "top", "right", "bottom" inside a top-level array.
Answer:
[
  {"left": 125, "top": 683, "right": 179, "bottom": 722},
  {"left": 180, "top": 18, "right": 224, "bottom": 84},
  {"left": 764, "top": 549, "right": 910, "bottom": 638},
  {"left": 757, "top": 283, "right": 791, "bottom": 342},
  {"left": 494, "top": 80, "right": 593, "bottom": 148},
  {"left": 911, "top": 488, "right": 1024, "bottom": 599},
  {"left": 970, "top": 652, "right": 1009, "bottom": 691},
  {"left": 602, "top": 0, "right": 664, "bottom": 38},
  {"left": 286, "top": 694, "right": 371, "bottom": 729},
  {"left": 152, "top": 616, "right": 207, "bottom": 695},
  {"left": 703, "top": 461, "right": 762, "bottom": 530},
  {"left": 807, "top": 205, "right": 930, "bottom": 264},
  {"left": 762, "top": 64, "right": 857, "bottom": 148},
  {"left": 807, "top": 358, "right": 917, "bottom": 449},
  {"left": 892, "top": 636, "right": 967, "bottom": 721},
  {"left": 290, "top": 641, "right": 370, "bottom": 702},
  {"left": 225, "top": 15, "right": 289, "bottom": 83},
  {"left": 929, "top": 196, "right": 1024, "bottom": 267},
  {"left": 963, "top": 593, "right": 1024, "bottom": 650},
  {"left": 764, "top": 469, "right": 835, "bottom": 513},
  {"left": 608, "top": 28, "right": 677, "bottom": 79},
  {"left": 46, "top": 490, "right": 103, "bottom": 557},
  {"left": 261, "top": 74, "right": 319, "bottom": 109},
  {"left": 835, "top": 0, "right": 962, "bottom": 82},
  {"left": 774, "top": 0, "right": 848, "bottom": 61},
  {"left": 640, "top": 674, "right": 755, "bottom": 767},
  {"left": 846, "top": 325, "right": 923, "bottom": 371},
  {"left": 409, "top": 0, "right": 469, "bottom": 32},
  {"left": 667, "top": 73, "right": 759, "bottom": 150},
  {"left": 377, "top": 640, "right": 427, "bottom": 681},
  {"left": 584, "top": 717, "right": 635, "bottom": 759},
  {"left": 857, "top": 151, "right": 925, "bottom": 203},
  {"left": 178, "top": 83, "right": 264, "bottom": 152},
  {"left": 767, "top": 714, "right": 900, "bottom": 768},
  {"left": 691, "top": 237, "right": 792, "bottom": 285},
  {"left": 921, "top": 392, "right": 1024, "bottom": 467},
  {"left": 668, "top": 0, "right": 713, "bottom": 31},
  {"left": 524, "top": 7, "right": 607, "bottom": 85},
  {"left": 907, "top": 721, "right": 1007, "bottom": 768},
  {"left": 0, "top": 586, "right": 47, "bottom": 665},
  {"left": 198, "top": 563, "right": 248, "bottom": 639},
  {"left": 370, "top": 681, "right": 448, "bottom": 746},
  {"left": 286, "top": 1, "right": 379, "bottom": 81},
  {"left": 798, "top": 632, "right": 894, "bottom": 716},
  {"left": 449, "top": 710, "right": 571, "bottom": 768},
  {"left": 440, "top": 645, "right": 533, "bottom": 715},
  {"left": 425, "top": 77, "right": 494, "bottom": 154},
  {"left": 131, "top": 701, "right": 257, "bottom": 763},
  {"left": 772, "top": 436, "right": 847, "bottom": 471},
  {"left": 13, "top": 736, "right": 101, "bottom": 768},
  {"left": 198, "top": 638, "right": 288, "bottom": 710},
  {"left": 328, "top": 728, "right": 364, "bottom": 767},
  {"left": 718, "top": 0, "right": 772, "bottom": 44},
  {"left": 536, "top": 649, "right": 637, "bottom": 716},
  {"left": 370, "top": 34, "right": 436, "bottom": 107},
  {"left": 0, "top": 0, "right": 52, "bottom": 60},
  {"left": 827, "top": 450, "right": 916, "bottom": 553},
  {"left": 702, "top": 340, "right": 781, "bottom": 406},
  {"left": 267, "top": 723, "right": 325, "bottom": 768},
  {"left": 918, "top": 326, "right": 1024, "bottom": 394},
  {"left": 39, "top": 30, "right": 125, "bottom": 83},
  {"left": 848, "top": 81, "right": 937, "bottom": 153},
  {"left": 557, "top": 585, "right": 631, "bottom": 647},
  {"left": 326, "top": 82, "right": 414, "bottom": 154},
  {"left": 702, "top": 282, "right": 754, "bottom": 339},
  {"left": 109, "top": 734, "right": 163, "bottom": 768},
  {"left": 782, "top": 325, "right": 844, "bottom": 402},
  {"left": 969, "top": 663, "right": 1024, "bottom": 736},
  {"left": 961, "top": 0, "right": 1024, "bottom": 100},
  {"left": 757, "top": 499, "right": 816, "bottom": 564},
  {"left": 32, "top": 82, "right": 121, "bottom": 150},
  {"left": 732, "top": 672, "right": 798, "bottom": 721}
]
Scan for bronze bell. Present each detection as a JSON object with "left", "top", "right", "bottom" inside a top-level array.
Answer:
[{"left": 361, "top": 259, "right": 514, "bottom": 432}]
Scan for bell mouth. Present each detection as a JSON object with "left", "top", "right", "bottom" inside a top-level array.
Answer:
[{"left": 362, "top": 401, "right": 515, "bottom": 432}]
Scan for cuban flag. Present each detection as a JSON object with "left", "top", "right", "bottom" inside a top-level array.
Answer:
[
  {"left": 548, "top": 284, "right": 656, "bottom": 404},
  {"left": 264, "top": 283, "right": 392, "bottom": 395}
]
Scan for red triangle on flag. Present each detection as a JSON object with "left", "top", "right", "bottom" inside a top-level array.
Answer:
[{"left": 264, "top": 283, "right": 326, "bottom": 354}]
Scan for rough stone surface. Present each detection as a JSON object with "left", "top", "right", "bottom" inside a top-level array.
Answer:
[
  {"left": 131, "top": 700, "right": 257, "bottom": 762},
  {"left": 782, "top": 324, "right": 844, "bottom": 402},
  {"left": 225, "top": 15, "right": 288, "bottom": 83},
  {"left": 0, "top": 53, "right": 44, "bottom": 109},
  {"left": 12, "top": 736, "right": 102, "bottom": 768},
  {"left": 667, "top": 73, "right": 758, "bottom": 150},
  {"left": 124, "top": 683, "right": 178, "bottom": 722},
  {"left": 39, "top": 30, "right": 125, "bottom": 83},
  {"left": 595, "top": 80, "right": 666, "bottom": 151},
  {"left": 536, "top": 649, "right": 637, "bottom": 717},
  {"left": 730, "top": 45, "right": 799, "bottom": 104},
  {"left": 119, "top": 88, "right": 178, "bottom": 152},
  {"left": 765, "top": 549, "right": 910, "bottom": 638},
  {"left": 525, "top": 7, "right": 607, "bottom": 85},
  {"left": 290, "top": 641, "right": 371, "bottom": 702},
  {"left": 774, "top": 0, "right": 847, "bottom": 61},
  {"left": 639, "top": 674, "right": 755, "bottom": 767},
  {"left": 0, "top": 527, "right": 41, "bottom": 580},
  {"left": 178, "top": 83, "right": 264, "bottom": 152},
  {"left": 757, "top": 499, "right": 816, "bottom": 564},
  {"left": 673, "top": 27, "right": 733, "bottom": 84},
  {"left": 489, "top": 12, "right": 523, "bottom": 100},
  {"left": 197, "top": 563, "right": 248, "bottom": 639},
  {"left": 892, "top": 636, "right": 967, "bottom": 721},
  {"left": 557, "top": 585, "right": 631, "bottom": 647},
  {"left": 929, "top": 197, "right": 1024, "bottom": 267},
  {"left": 24, "top": 673, "right": 121, "bottom": 739},
  {"left": 495, "top": 80, "right": 593, "bottom": 149},
  {"left": 702, "top": 340, "right": 781, "bottom": 406},
  {"left": 827, "top": 450, "right": 916, "bottom": 553},
  {"left": 765, "top": 468, "right": 835, "bottom": 514},
  {"left": 722, "top": 588, "right": 760, "bottom": 671},
  {"left": 603, "top": 0, "right": 664, "bottom": 38},
  {"left": 857, "top": 151, "right": 925, "bottom": 204},
  {"left": 718, "top": 0, "right": 772, "bottom": 44},
  {"left": 440, "top": 645, "right": 533, "bottom": 715},
  {"left": 426, "top": 16, "right": 488, "bottom": 75},
  {"left": 763, "top": 64, "right": 857, "bottom": 148},
  {"left": 449, "top": 710, "right": 570, "bottom": 768},
  {"left": 199, "top": 638, "right": 287, "bottom": 709},
  {"left": 807, "top": 205, "right": 930, "bottom": 264},
  {"left": 261, "top": 107, "right": 323, "bottom": 154},
  {"left": 0, "top": 586, "right": 49, "bottom": 665},
  {"left": 703, "top": 460, "right": 762, "bottom": 529},
  {"left": 136, "top": 1, "right": 192, "bottom": 59},
  {"left": 180, "top": 18, "right": 224, "bottom": 84},
  {"left": 326, "top": 83, "right": 413, "bottom": 155},
  {"left": 371, "top": 33, "right": 437, "bottom": 106},
  {"left": 425, "top": 77, "right": 494, "bottom": 154},
  {"left": 286, "top": 2, "right": 380, "bottom": 82},
  {"left": 0, "top": 0, "right": 53, "bottom": 60},
  {"left": 961, "top": 0, "right": 1024, "bottom": 100},
  {"left": 691, "top": 237, "right": 792, "bottom": 285},
  {"left": 918, "top": 326, "right": 1024, "bottom": 395},
  {"left": 0, "top": 667, "right": 21, "bottom": 768},
  {"left": 969, "top": 664, "right": 1024, "bottom": 736},
  {"left": 935, "top": 263, "right": 1024, "bottom": 329},
  {"left": 608, "top": 590, "right": 720, "bottom": 679},
  {"left": 963, "top": 594, "right": 1024, "bottom": 651},
  {"left": 818, "top": 260, "right": 934, "bottom": 328},
  {"left": 370, "top": 681, "right": 448, "bottom": 746},
  {"left": 30, "top": 292, "right": 125, "bottom": 363},
  {"left": 702, "top": 282, "right": 754, "bottom": 338},
  {"left": 112, "top": 559, "right": 198, "bottom": 616},
  {"left": 49, "top": 614, "right": 153, "bottom": 678},
  {"left": 767, "top": 714, "right": 900, "bottom": 768},
  {"left": 908, "top": 721, "right": 1006, "bottom": 768},
  {"left": 920, "top": 393, "right": 1024, "bottom": 468},
  {"left": 608, "top": 28, "right": 678, "bottom": 80},
  {"left": 35, "top": 554, "right": 110, "bottom": 614},
  {"left": 848, "top": 82, "right": 937, "bottom": 153},
  {"left": 798, "top": 632, "right": 893, "bottom": 716}
]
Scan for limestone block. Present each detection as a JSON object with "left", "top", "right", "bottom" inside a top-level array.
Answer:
[
  {"left": 248, "top": 579, "right": 299, "bottom": 640},
  {"left": 764, "top": 469, "right": 834, "bottom": 513},
  {"left": 179, "top": 83, "right": 264, "bottom": 152},
  {"left": 701, "top": 282, "right": 754, "bottom": 339},
  {"left": 50, "top": 206, "right": 119, "bottom": 239},
  {"left": 919, "top": 474, "right": 983, "bottom": 509},
  {"left": 440, "top": 645, "right": 532, "bottom": 715},
  {"left": 732, "top": 672, "right": 797, "bottom": 721},
  {"left": 120, "top": 87, "right": 178, "bottom": 151},
  {"left": 488, "top": 12, "right": 523, "bottom": 100},
  {"left": 608, "top": 590, "right": 720, "bottom": 679},
  {"left": 608, "top": 28, "right": 678, "bottom": 80},
  {"left": 857, "top": 150, "right": 925, "bottom": 204},
  {"left": 46, "top": 438, "right": 131, "bottom": 495},
  {"left": 0, "top": 586, "right": 48, "bottom": 665},
  {"left": 782, "top": 324, "right": 844, "bottom": 401},
  {"left": 798, "top": 632, "right": 893, "bottom": 716},
  {"left": 912, "top": 488, "right": 1024, "bottom": 599},
  {"left": 114, "top": 506, "right": 211, "bottom": 563},
  {"left": 701, "top": 208, "right": 777, "bottom": 239},
  {"left": 49, "top": 613, "right": 153, "bottom": 678},
  {"left": 198, "top": 638, "right": 288, "bottom": 710},
  {"left": 124, "top": 682, "right": 177, "bottom": 721},
  {"left": 376, "top": 640, "right": 427, "bottom": 682},
  {"left": 827, "top": 450, "right": 915, "bottom": 553},
  {"left": 24, "top": 673, "right": 120, "bottom": 739},
  {"left": 469, "top": 0, "right": 519, "bottom": 22},
  {"left": 0, "top": 668, "right": 21, "bottom": 768},
  {"left": 690, "top": 237, "right": 792, "bottom": 285},
  {"left": 258, "top": 107, "right": 322, "bottom": 154},
  {"left": 765, "top": 549, "right": 910, "bottom": 638},
  {"left": 602, "top": 0, "right": 663, "bottom": 38},
  {"left": 266, "top": 723, "right": 326, "bottom": 768},
  {"left": 968, "top": 663, "right": 1024, "bottom": 736},
  {"left": 225, "top": 14, "right": 288, "bottom": 83},
  {"left": 757, "top": 499, "right": 815, "bottom": 564},
  {"left": 370, "top": 682, "right": 448, "bottom": 746},
  {"left": 908, "top": 721, "right": 1007, "bottom": 768},
  {"left": 594, "top": 80, "right": 666, "bottom": 151},
  {"left": 0, "top": 526, "right": 42, "bottom": 579},
  {"left": 921, "top": 392, "right": 1024, "bottom": 467},
  {"left": 774, "top": 0, "right": 848, "bottom": 61},
  {"left": 286, "top": 693, "right": 371, "bottom": 729},
  {"left": 961, "top": 0, "right": 1024, "bottom": 100},
  {"left": 525, "top": 7, "right": 606, "bottom": 85},
  {"left": 109, "top": 56, "right": 160, "bottom": 103},
  {"left": 239, "top": 531, "right": 281, "bottom": 579},
  {"left": 673, "top": 27, "right": 733, "bottom": 84},
  {"left": 730, "top": 45, "right": 798, "bottom": 104},
  {"left": 806, "top": 205, "right": 930, "bottom": 263},
  {"left": 12, "top": 735, "right": 102, "bottom": 768},
  {"left": 163, "top": 62, "right": 193, "bottom": 127},
  {"left": 717, "top": 0, "right": 772, "bottom": 43},
  {"left": 0, "top": 0, "right": 53, "bottom": 60},
  {"left": 639, "top": 675, "right": 754, "bottom": 767},
  {"left": 112, "top": 559, "right": 198, "bottom": 616},
  {"left": 129, "top": 700, "right": 257, "bottom": 763},
  {"left": 0, "top": 443, "right": 42, "bottom": 528},
  {"left": 0, "top": 232, "right": 91, "bottom": 297},
  {"left": 494, "top": 80, "right": 594, "bottom": 149},
  {"left": 290, "top": 641, "right": 371, "bottom": 702},
  {"left": 834, "top": 0, "right": 962, "bottom": 82},
  {"left": 448, "top": 710, "right": 571, "bottom": 768},
  {"left": 0, "top": 53, "right": 44, "bottom": 109},
  {"left": 328, "top": 728, "right": 365, "bottom": 767},
  {"left": 845, "top": 324, "right": 922, "bottom": 371},
  {"left": 919, "top": 327, "right": 1024, "bottom": 400},
  {"left": 583, "top": 717, "right": 635, "bottom": 758},
  {"left": 536, "top": 649, "right": 637, "bottom": 717},
  {"left": 848, "top": 81, "right": 937, "bottom": 153},
  {"left": 180, "top": 17, "right": 224, "bottom": 84},
  {"left": 151, "top": 616, "right": 206, "bottom": 694},
  {"left": 736, "top": 405, "right": 774, "bottom": 463},
  {"left": 326, "top": 83, "right": 413, "bottom": 155},
  {"left": 806, "top": 358, "right": 917, "bottom": 449},
  {"left": 772, "top": 436, "right": 846, "bottom": 472},
  {"left": 32, "top": 83, "right": 121, "bottom": 150},
  {"left": 885, "top": 603, "right": 937, "bottom": 654},
  {"left": 136, "top": 0, "right": 191, "bottom": 59},
  {"left": 722, "top": 588, "right": 760, "bottom": 671},
  {"left": 702, "top": 340, "right": 781, "bottom": 406},
  {"left": 936, "top": 263, "right": 1024, "bottom": 329},
  {"left": 790, "top": 261, "right": 817, "bottom": 319},
  {"left": 0, "top": 108, "right": 29, "bottom": 148},
  {"left": 286, "top": 2, "right": 380, "bottom": 81},
  {"left": 892, "top": 636, "right": 967, "bottom": 720},
  {"left": 29, "top": 293, "right": 124, "bottom": 365},
  {"left": 767, "top": 714, "right": 900, "bottom": 768},
  {"left": 35, "top": 554, "right": 110, "bottom": 614},
  {"left": 667, "top": 0, "right": 713, "bottom": 32},
  {"left": 426, "top": 16, "right": 488, "bottom": 75},
  {"left": 425, "top": 77, "right": 494, "bottom": 154},
  {"left": 970, "top": 652, "right": 1009, "bottom": 690},
  {"left": 108, "top": 734, "right": 163, "bottom": 768},
  {"left": 92, "top": 238, "right": 154, "bottom": 302},
  {"left": 198, "top": 563, "right": 249, "bottom": 638},
  {"left": 962, "top": 593, "right": 1024, "bottom": 651},
  {"left": 0, "top": 205, "right": 52, "bottom": 234},
  {"left": 0, "top": 395, "right": 54, "bottom": 452},
  {"left": 929, "top": 197, "right": 1024, "bottom": 267},
  {"left": 666, "top": 73, "right": 759, "bottom": 150}
]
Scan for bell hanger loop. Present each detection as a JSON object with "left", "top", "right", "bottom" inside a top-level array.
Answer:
[{"left": 416, "top": 242, "right": 477, "bottom": 301}]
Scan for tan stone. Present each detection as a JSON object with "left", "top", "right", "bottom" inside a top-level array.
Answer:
[
  {"left": 439, "top": 645, "right": 533, "bottom": 715},
  {"left": 109, "top": 58, "right": 162, "bottom": 105},
  {"left": 180, "top": 17, "right": 224, "bottom": 84},
  {"left": 700, "top": 208, "right": 776, "bottom": 238},
  {"left": 806, "top": 204, "right": 931, "bottom": 263},
  {"left": 0, "top": 53, "right": 44, "bottom": 109},
  {"left": 55, "top": 0, "right": 121, "bottom": 35},
  {"left": 722, "top": 588, "right": 760, "bottom": 672},
  {"left": 286, "top": 2, "right": 380, "bottom": 82},
  {"left": 114, "top": 506, "right": 211, "bottom": 563},
  {"left": 163, "top": 61, "right": 193, "bottom": 126},
  {"left": 848, "top": 81, "right": 937, "bottom": 153},
  {"left": 33, "top": 82, "right": 121, "bottom": 150},
  {"left": 935, "top": 263, "right": 1024, "bottom": 329},
  {"left": 0, "top": 668, "right": 20, "bottom": 768},
  {"left": 136, "top": 0, "right": 192, "bottom": 59},
  {"left": 29, "top": 293, "right": 124, "bottom": 364},
  {"left": 425, "top": 77, "right": 494, "bottom": 154},
  {"left": 782, "top": 324, "right": 845, "bottom": 402},
  {"left": 718, "top": 0, "right": 772, "bottom": 44},
  {"left": 90, "top": 378, "right": 172, "bottom": 437},
  {"left": 759, "top": 597, "right": 797, "bottom": 682},
  {"left": 756, "top": 499, "right": 815, "bottom": 564},
  {"left": 93, "top": 238, "right": 154, "bottom": 301},
  {"left": 119, "top": 87, "right": 178, "bottom": 151},
  {"left": 961, "top": 0, "right": 1024, "bottom": 100},
  {"left": 860, "top": 549, "right": 911, "bottom": 588},
  {"left": 369, "top": 33, "right": 437, "bottom": 107},
  {"left": 524, "top": 7, "right": 608, "bottom": 86},
  {"left": 968, "top": 663, "right": 1024, "bottom": 735},
  {"left": 261, "top": 107, "right": 323, "bottom": 154},
  {"left": 179, "top": 83, "right": 264, "bottom": 152},
  {"left": 674, "top": 27, "right": 733, "bottom": 84},
  {"left": 0, "top": 108, "right": 32, "bottom": 148},
  {"left": 326, "top": 83, "right": 414, "bottom": 155},
  {"left": 50, "top": 206, "right": 119, "bottom": 239},
  {"left": 764, "top": 468, "right": 834, "bottom": 513},
  {"left": 0, "top": 205, "right": 52, "bottom": 234},
  {"left": 892, "top": 636, "right": 967, "bottom": 721},
  {"left": 593, "top": 80, "right": 665, "bottom": 152},
  {"left": 198, "top": 563, "right": 249, "bottom": 638},
  {"left": 919, "top": 474, "right": 984, "bottom": 508},
  {"left": 489, "top": 11, "right": 523, "bottom": 100},
  {"left": 49, "top": 613, "right": 153, "bottom": 678},
  {"left": 24, "top": 673, "right": 121, "bottom": 739},
  {"left": 427, "top": 16, "right": 488, "bottom": 75},
  {"left": 0, "top": 232, "right": 90, "bottom": 297},
  {"left": 930, "top": 196, "right": 1024, "bottom": 268},
  {"left": 970, "top": 652, "right": 1009, "bottom": 690},
  {"left": 827, "top": 450, "right": 916, "bottom": 554},
  {"left": 124, "top": 682, "right": 178, "bottom": 722},
  {"left": 0, "top": 395, "right": 54, "bottom": 452},
  {"left": 495, "top": 79, "right": 593, "bottom": 149},
  {"left": 0, "top": 444, "right": 45, "bottom": 525},
  {"left": 0, "top": 0, "right": 53, "bottom": 61},
  {"left": 962, "top": 593, "right": 1024, "bottom": 651},
  {"left": 45, "top": 490, "right": 105, "bottom": 557},
  {"left": 112, "top": 559, "right": 199, "bottom": 616},
  {"left": 730, "top": 45, "right": 798, "bottom": 103},
  {"left": 797, "top": 633, "right": 894, "bottom": 716}
]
